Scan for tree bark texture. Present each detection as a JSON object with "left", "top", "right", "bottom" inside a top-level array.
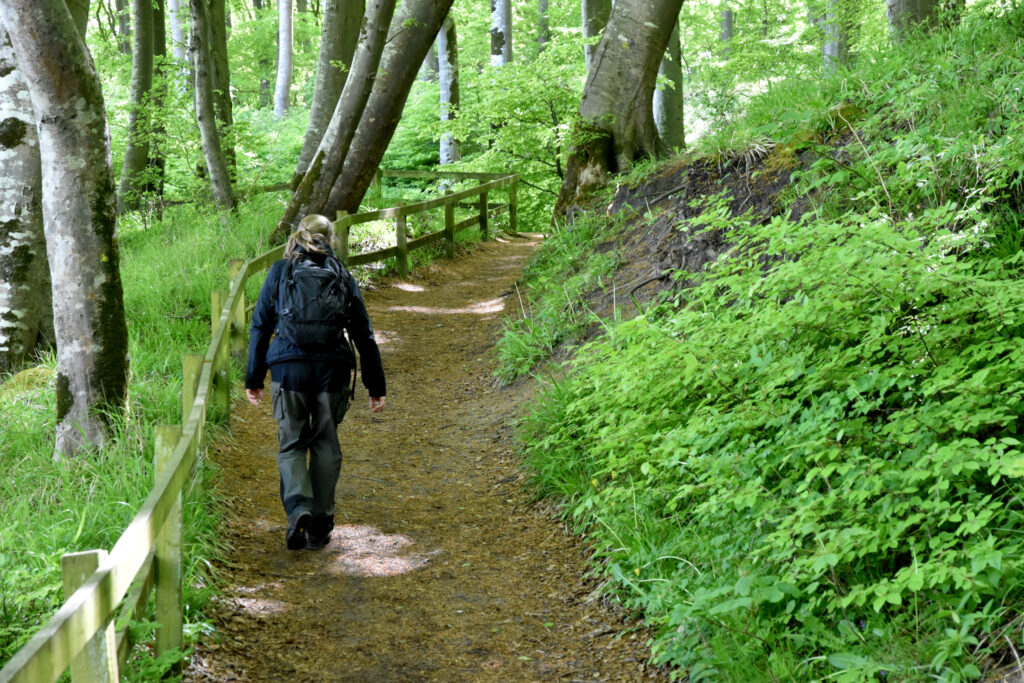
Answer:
[
  {"left": 274, "top": 0, "right": 395, "bottom": 239},
  {"left": 887, "top": 0, "right": 939, "bottom": 39},
  {"left": 537, "top": 0, "right": 550, "bottom": 51},
  {"left": 209, "top": 0, "right": 235, "bottom": 169},
  {"left": 274, "top": 0, "right": 293, "bottom": 117},
  {"left": 823, "top": 0, "right": 849, "bottom": 72},
  {"left": 0, "top": 25, "right": 52, "bottom": 375},
  {"left": 0, "top": 0, "right": 130, "bottom": 455},
  {"left": 190, "top": 0, "right": 234, "bottom": 210},
  {"left": 325, "top": 0, "right": 454, "bottom": 214},
  {"left": 437, "top": 15, "right": 460, "bottom": 165},
  {"left": 654, "top": 21, "right": 685, "bottom": 151},
  {"left": 720, "top": 7, "right": 734, "bottom": 59},
  {"left": 555, "top": 0, "right": 684, "bottom": 216},
  {"left": 490, "top": 0, "right": 511, "bottom": 67},
  {"left": 295, "top": 0, "right": 363, "bottom": 182},
  {"left": 117, "top": 0, "right": 155, "bottom": 213},
  {"left": 67, "top": 0, "right": 91, "bottom": 35},
  {"left": 581, "top": 0, "right": 610, "bottom": 74}
]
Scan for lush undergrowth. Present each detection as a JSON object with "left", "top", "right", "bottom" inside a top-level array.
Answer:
[{"left": 503, "top": 7, "right": 1024, "bottom": 681}]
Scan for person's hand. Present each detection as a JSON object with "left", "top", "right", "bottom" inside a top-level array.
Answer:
[
  {"left": 246, "top": 388, "right": 264, "bottom": 406},
  {"left": 369, "top": 396, "right": 386, "bottom": 412}
]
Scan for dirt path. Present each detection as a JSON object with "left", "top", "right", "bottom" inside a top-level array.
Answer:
[{"left": 186, "top": 235, "right": 667, "bottom": 682}]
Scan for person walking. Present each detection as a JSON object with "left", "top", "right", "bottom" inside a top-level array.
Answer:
[{"left": 245, "top": 214, "right": 386, "bottom": 550}]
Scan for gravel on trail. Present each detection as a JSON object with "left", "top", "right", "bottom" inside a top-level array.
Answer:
[{"left": 186, "top": 234, "right": 669, "bottom": 682}]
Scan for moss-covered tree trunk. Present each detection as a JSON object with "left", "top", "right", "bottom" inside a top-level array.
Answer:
[
  {"left": 1, "top": 0, "right": 130, "bottom": 456},
  {"left": 294, "top": 0, "right": 364, "bottom": 185},
  {"left": 554, "top": 0, "right": 684, "bottom": 216},
  {"left": 117, "top": 0, "right": 155, "bottom": 213},
  {"left": 190, "top": 0, "right": 234, "bottom": 211},
  {"left": 0, "top": 25, "right": 52, "bottom": 376}
]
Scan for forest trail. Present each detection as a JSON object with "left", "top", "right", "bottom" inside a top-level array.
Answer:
[{"left": 186, "top": 236, "right": 667, "bottom": 682}]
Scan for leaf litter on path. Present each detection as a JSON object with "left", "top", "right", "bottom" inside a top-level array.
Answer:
[{"left": 186, "top": 235, "right": 669, "bottom": 682}]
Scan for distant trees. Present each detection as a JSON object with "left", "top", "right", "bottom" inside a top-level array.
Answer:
[
  {"left": 0, "top": 0, "right": 129, "bottom": 456},
  {"left": 190, "top": 0, "right": 234, "bottom": 210},
  {"left": 117, "top": 0, "right": 155, "bottom": 213}
]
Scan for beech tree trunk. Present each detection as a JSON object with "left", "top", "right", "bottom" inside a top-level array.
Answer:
[
  {"left": 167, "top": 0, "right": 189, "bottom": 82},
  {"left": 581, "top": 0, "right": 610, "bottom": 73},
  {"left": 0, "top": 25, "right": 52, "bottom": 375},
  {"left": 275, "top": 0, "right": 396, "bottom": 238},
  {"left": 115, "top": 0, "right": 132, "bottom": 53},
  {"left": 274, "top": 0, "right": 293, "bottom": 117},
  {"left": 654, "top": 21, "right": 685, "bottom": 151},
  {"left": 823, "top": 0, "right": 849, "bottom": 72},
  {"left": 555, "top": 0, "right": 684, "bottom": 216},
  {"left": 149, "top": 0, "right": 168, "bottom": 202},
  {"left": 67, "top": 0, "right": 91, "bottom": 34},
  {"left": 887, "top": 0, "right": 939, "bottom": 39},
  {"left": 117, "top": 0, "right": 155, "bottom": 213},
  {"left": 209, "top": 0, "right": 234, "bottom": 170},
  {"left": 1, "top": 0, "right": 130, "bottom": 456},
  {"left": 537, "top": 0, "right": 550, "bottom": 51},
  {"left": 437, "top": 16, "right": 461, "bottom": 165},
  {"left": 190, "top": 0, "right": 234, "bottom": 210},
  {"left": 325, "top": 0, "right": 455, "bottom": 214},
  {"left": 490, "top": 0, "right": 512, "bottom": 67},
  {"left": 295, "top": 0, "right": 363, "bottom": 183},
  {"left": 721, "top": 7, "right": 734, "bottom": 59},
  {"left": 419, "top": 43, "right": 439, "bottom": 81}
]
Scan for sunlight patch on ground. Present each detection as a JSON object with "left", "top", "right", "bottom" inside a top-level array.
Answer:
[
  {"left": 326, "top": 525, "right": 434, "bottom": 577},
  {"left": 372, "top": 329, "right": 401, "bottom": 347},
  {"left": 392, "top": 282, "right": 426, "bottom": 292},
  {"left": 387, "top": 298, "right": 506, "bottom": 316},
  {"left": 232, "top": 596, "right": 290, "bottom": 615}
]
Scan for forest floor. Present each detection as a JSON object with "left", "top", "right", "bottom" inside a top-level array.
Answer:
[{"left": 185, "top": 234, "right": 668, "bottom": 682}]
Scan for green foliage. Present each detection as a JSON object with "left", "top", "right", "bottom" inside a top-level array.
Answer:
[{"left": 507, "top": 5, "right": 1024, "bottom": 680}]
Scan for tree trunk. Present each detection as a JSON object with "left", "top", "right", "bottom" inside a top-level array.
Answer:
[
  {"left": 490, "top": 0, "right": 512, "bottom": 67},
  {"left": 419, "top": 42, "right": 439, "bottom": 81},
  {"left": 209, "top": 0, "right": 234, "bottom": 170},
  {"left": 275, "top": 0, "right": 396, "bottom": 239},
  {"left": 167, "top": 0, "right": 189, "bottom": 69},
  {"left": 0, "top": 0, "right": 130, "bottom": 455},
  {"left": 295, "top": 0, "right": 363, "bottom": 183},
  {"left": 654, "top": 21, "right": 684, "bottom": 151},
  {"left": 115, "top": 0, "right": 132, "bottom": 53},
  {"left": 887, "top": 0, "right": 939, "bottom": 39},
  {"left": 149, "top": 0, "right": 168, "bottom": 203},
  {"left": 190, "top": 0, "right": 234, "bottom": 210},
  {"left": 437, "top": 16, "right": 460, "bottom": 165},
  {"left": 537, "top": 0, "right": 550, "bottom": 51},
  {"left": 274, "top": 0, "right": 293, "bottom": 117},
  {"left": 325, "top": 0, "right": 455, "bottom": 214},
  {"left": 581, "top": 0, "right": 610, "bottom": 73},
  {"left": 67, "top": 0, "right": 91, "bottom": 35},
  {"left": 823, "top": 0, "right": 848, "bottom": 72},
  {"left": 117, "top": 0, "right": 155, "bottom": 213},
  {"left": 555, "top": 0, "right": 684, "bottom": 216},
  {"left": 720, "top": 7, "right": 734, "bottom": 59},
  {"left": 0, "top": 25, "right": 52, "bottom": 375}
]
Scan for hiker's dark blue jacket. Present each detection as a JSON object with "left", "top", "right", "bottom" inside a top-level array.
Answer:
[{"left": 245, "top": 249, "right": 386, "bottom": 397}]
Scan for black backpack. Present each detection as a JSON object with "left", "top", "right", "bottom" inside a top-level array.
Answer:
[{"left": 276, "top": 256, "right": 352, "bottom": 350}]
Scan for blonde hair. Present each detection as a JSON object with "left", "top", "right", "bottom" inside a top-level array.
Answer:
[{"left": 285, "top": 214, "right": 335, "bottom": 260}]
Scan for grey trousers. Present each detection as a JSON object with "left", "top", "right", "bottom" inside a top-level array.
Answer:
[{"left": 270, "top": 381, "right": 351, "bottom": 521}]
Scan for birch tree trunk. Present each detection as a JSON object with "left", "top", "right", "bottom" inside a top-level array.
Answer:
[
  {"left": 190, "top": 0, "right": 234, "bottom": 210},
  {"left": 295, "top": 0, "right": 363, "bottom": 183},
  {"left": 0, "top": 25, "right": 52, "bottom": 375},
  {"left": 117, "top": 0, "right": 155, "bottom": 213},
  {"left": 274, "top": 0, "right": 293, "bottom": 117},
  {"left": 490, "top": 0, "right": 512, "bottom": 67},
  {"left": 438, "top": 16, "right": 461, "bottom": 165},
  {"left": 581, "top": 0, "right": 611, "bottom": 73},
  {"left": 537, "top": 0, "right": 550, "bottom": 51},
  {"left": 555, "top": 0, "right": 684, "bottom": 215},
  {"left": 654, "top": 21, "right": 685, "bottom": 151},
  {"left": 0, "top": 0, "right": 130, "bottom": 455},
  {"left": 325, "top": 0, "right": 455, "bottom": 214},
  {"left": 275, "top": 0, "right": 396, "bottom": 238},
  {"left": 210, "top": 0, "right": 234, "bottom": 169}
]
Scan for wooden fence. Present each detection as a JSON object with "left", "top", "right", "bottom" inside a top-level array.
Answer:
[{"left": 0, "top": 169, "right": 519, "bottom": 683}]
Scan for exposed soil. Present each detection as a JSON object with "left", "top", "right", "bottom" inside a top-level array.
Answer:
[{"left": 186, "top": 235, "right": 669, "bottom": 682}]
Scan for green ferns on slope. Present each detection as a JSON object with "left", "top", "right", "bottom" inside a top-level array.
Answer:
[{"left": 508, "top": 6, "right": 1024, "bottom": 681}]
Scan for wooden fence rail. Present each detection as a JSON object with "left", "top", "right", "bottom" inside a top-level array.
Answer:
[{"left": 0, "top": 169, "right": 518, "bottom": 683}]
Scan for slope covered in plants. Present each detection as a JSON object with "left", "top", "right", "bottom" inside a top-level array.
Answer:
[{"left": 502, "top": 6, "right": 1024, "bottom": 680}]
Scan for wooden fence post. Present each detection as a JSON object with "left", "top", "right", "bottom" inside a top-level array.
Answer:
[
  {"left": 335, "top": 211, "right": 350, "bottom": 267},
  {"left": 154, "top": 425, "right": 184, "bottom": 676},
  {"left": 444, "top": 191, "right": 455, "bottom": 259},
  {"left": 228, "top": 260, "right": 245, "bottom": 357},
  {"left": 182, "top": 354, "right": 204, "bottom": 446},
  {"left": 396, "top": 211, "right": 409, "bottom": 277},
  {"left": 61, "top": 550, "right": 117, "bottom": 683},
  {"left": 509, "top": 176, "right": 519, "bottom": 235},
  {"left": 479, "top": 191, "right": 489, "bottom": 240},
  {"left": 210, "top": 290, "right": 230, "bottom": 422}
]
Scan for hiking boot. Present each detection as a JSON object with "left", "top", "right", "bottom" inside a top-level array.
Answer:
[
  {"left": 305, "top": 514, "right": 334, "bottom": 550},
  {"left": 286, "top": 511, "right": 312, "bottom": 550},
  {"left": 305, "top": 532, "right": 331, "bottom": 550}
]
